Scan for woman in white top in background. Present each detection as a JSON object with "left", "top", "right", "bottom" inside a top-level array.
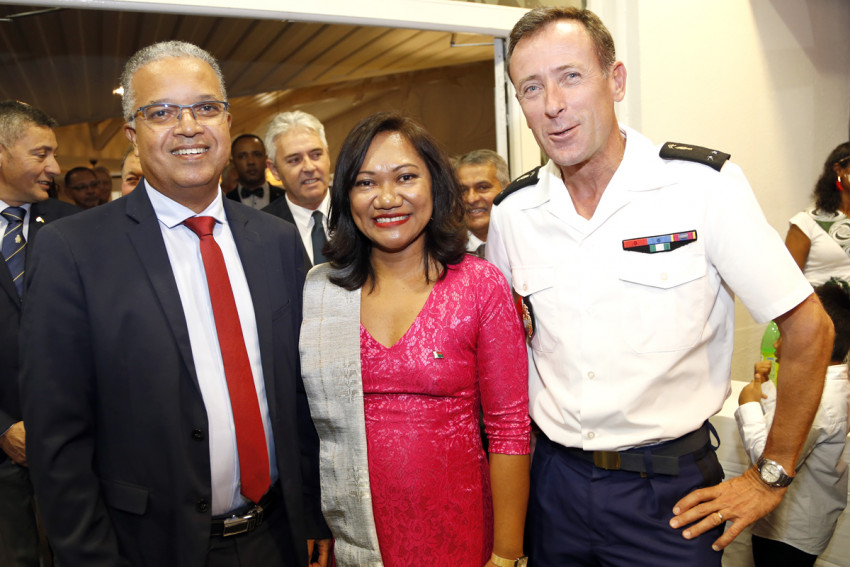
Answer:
[{"left": 786, "top": 142, "right": 850, "bottom": 286}]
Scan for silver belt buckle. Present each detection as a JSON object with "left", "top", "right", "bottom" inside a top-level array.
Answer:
[
  {"left": 221, "top": 504, "right": 263, "bottom": 537},
  {"left": 593, "top": 451, "right": 622, "bottom": 471}
]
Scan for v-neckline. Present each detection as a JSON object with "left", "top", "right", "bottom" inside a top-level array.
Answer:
[{"left": 361, "top": 275, "right": 443, "bottom": 350}]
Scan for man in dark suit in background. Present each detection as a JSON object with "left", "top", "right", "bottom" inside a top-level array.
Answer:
[
  {"left": 20, "top": 41, "right": 329, "bottom": 566},
  {"left": 0, "top": 100, "right": 79, "bottom": 567},
  {"left": 262, "top": 111, "right": 331, "bottom": 266},
  {"left": 224, "top": 134, "right": 284, "bottom": 210}
]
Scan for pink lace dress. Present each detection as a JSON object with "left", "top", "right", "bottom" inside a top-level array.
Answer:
[{"left": 360, "top": 255, "right": 530, "bottom": 566}]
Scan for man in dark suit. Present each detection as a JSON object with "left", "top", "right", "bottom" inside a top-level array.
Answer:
[
  {"left": 225, "top": 134, "right": 284, "bottom": 210},
  {"left": 0, "top": 100, "right": 79, "bottom": 567},
  {"left": 262, "top": 112, "right": 331, "bottom": 266},
  {"left": 20, "top": 41, "right": 330, "bottom": 566}
]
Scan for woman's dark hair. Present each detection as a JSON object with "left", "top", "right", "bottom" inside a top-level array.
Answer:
[
  {"left": 813, "top": 141, "right": 850, "bottom": 214},
  {"left": 815, "top": 278, "right": 850, "bottom": 363},
  {"left": 325, "top": 112, "right": 467, "bottom": 291}
]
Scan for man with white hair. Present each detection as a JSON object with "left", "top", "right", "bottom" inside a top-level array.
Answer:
[
  {"left": 262, "top": 111, "right": 331, "bottom": 266},
  {"left": 455, "top": 149, "right": 509, "bottom": 258},
  {"left": 20, "top": 41, "right": 329, "bottom": 566}
]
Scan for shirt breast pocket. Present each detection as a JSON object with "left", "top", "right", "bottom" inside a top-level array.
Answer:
[
  {"left": 512, "top": 265, "right": 557, "bottom": 353},
  {"left": 618, "top": 251, "right": 707, "bottom": 353}
]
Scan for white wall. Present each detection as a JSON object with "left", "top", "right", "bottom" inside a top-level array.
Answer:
[{"left": 593, "top": 0, "right": 850, "bottom": 383}]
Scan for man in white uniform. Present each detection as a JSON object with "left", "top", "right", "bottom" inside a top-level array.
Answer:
[{"left": 487, "top": 7, "right": 834, "bottom": 566}]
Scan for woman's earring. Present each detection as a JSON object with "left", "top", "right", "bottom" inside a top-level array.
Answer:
[{"left": 837, "top": 177, "right": 844, "bottom": 192}]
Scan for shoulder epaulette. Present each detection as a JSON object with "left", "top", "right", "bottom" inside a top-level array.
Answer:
[
  {"left": 494, "top": 166, "right": 542, "bottom": 206},
  {"left": 659, "top": 142, "right": 730, "bottom": 172}
]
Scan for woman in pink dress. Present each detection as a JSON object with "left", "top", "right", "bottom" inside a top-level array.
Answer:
[{"left": 300, "top": 113, "right": 530, "bottom": 567}]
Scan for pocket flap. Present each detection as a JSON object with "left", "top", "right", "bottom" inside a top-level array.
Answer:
[
  {"left": 101, "top": 479, "right": 149, "bottom": 515},
  {"left": 511, "top": 266, "right": 555, "bottom": 296},
  {"left": 619, "top": 252, "right": 706, "bottom": 290}
]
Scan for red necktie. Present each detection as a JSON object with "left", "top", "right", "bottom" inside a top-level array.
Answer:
[{"left": 183, "top": 216, "right": 270, "bottom": 503}]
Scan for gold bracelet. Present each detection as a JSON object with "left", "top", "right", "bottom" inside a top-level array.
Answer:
[{"left": 490, "top": 552, "right": 528, "bottom": 567}]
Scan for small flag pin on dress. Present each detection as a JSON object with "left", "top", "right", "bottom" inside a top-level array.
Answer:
[{"left": 432, "top": 351, "right": 444, "bottom": 359}]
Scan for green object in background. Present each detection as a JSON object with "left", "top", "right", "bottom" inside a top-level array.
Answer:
[{"left": 760, "top": 321, "right": 781, "bottom": 384}]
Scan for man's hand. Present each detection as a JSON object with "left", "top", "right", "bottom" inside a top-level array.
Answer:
[
  {"left": 307, "top": 538, "right": 331, "bottom": 567},
  {"left": 0, "top": 421, "right": 27, "bottom": 466},
  {"left": 669, "top": 468, "right": 785, "bottom": 550}
]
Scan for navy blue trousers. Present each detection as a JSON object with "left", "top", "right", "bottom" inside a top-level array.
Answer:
[{"left": 526, "top": 434, "right": 725, "bottom": 567}]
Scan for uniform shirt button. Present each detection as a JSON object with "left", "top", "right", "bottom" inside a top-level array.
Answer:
[
  {"left": 587, "top": 371, "right": 595, "bottom": 380},
  {"left": 660, "top": 272, "right": 668, "bottom": 281},
  {"left": 192, "top": 429, "right": 204, "bottom": 441},
  {"left": 522, "top": 282, "right": 528, "bottom": 292},
  {"left": 587, "top": 432, "right": 595, "bottom": 439},
  {"left": 197, "top": 499, "right": 209, "bottom": 513}
]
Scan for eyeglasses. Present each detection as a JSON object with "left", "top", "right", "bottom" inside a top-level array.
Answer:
[
  {"left": 134, "top": 100, "right": 229, "bottom": 128},
  {"left": 69, "top": 180, "right": 99, "bottom": 191}
]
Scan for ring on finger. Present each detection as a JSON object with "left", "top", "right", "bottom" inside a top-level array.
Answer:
[{"left": 716, "top": 511, "right": 724, "bottom": 523}]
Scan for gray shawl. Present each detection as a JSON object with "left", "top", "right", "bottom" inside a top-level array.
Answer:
[{"left": 300, "top": 263, "right": 383, "bottom": 566}]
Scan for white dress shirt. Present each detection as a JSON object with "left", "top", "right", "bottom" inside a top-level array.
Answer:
[
  {"left": 0, "top": 200, "right": 32, "bottom": 240},
  {"left": 466, "top": 231, "right": 485, "bottom": 255},
  {"left": 285, "top": 191, "right": 330, "bottom": 265},
  {"left": 145, "top": 181, "right": 277, "bottom": 515},
  {"left": 236, "top": 181, "right": 273, "bottom": 210}
]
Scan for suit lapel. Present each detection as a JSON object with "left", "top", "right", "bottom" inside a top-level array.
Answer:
[
  {"left": 125, "top": 186, "right": 200, "bottom": 388},
  {"left": 0, "top": 257, "right": 16, "bottom": 306},
  {"left": 225, "top": 200, "right": 277, "bottom": 407}
]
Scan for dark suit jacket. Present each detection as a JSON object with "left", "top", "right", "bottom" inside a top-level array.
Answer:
[
  {"left": 262, "top": 193, "right": 296, "bottom": 224},
  {"left": 0, "top": 198, "right": 79, "bottom": 453},
  {"left": 20, "top": 185, "right": 328, "bottom": 566},
  {"left": 262, "top": 196, "right": 317, "bottom": 269},
  {"left": 225, "top": 182, "right": 284, "bottom": 205}
]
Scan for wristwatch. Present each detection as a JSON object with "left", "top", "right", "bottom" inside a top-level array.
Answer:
[
  {"left": 756, "top": 455, "right": 794, "bottom": 487},
  {"left": 490, "top": 553, "right": 529, "bottom": 567}
]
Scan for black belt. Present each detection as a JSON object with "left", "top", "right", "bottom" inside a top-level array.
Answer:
[
  {"left": 559, "top": 424, "right": 712, "bottom": 477},
  {"left": 210, "top": 489, "right": 277, "bottom": 538}
]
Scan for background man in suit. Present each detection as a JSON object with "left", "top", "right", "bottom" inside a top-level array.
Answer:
[
  {"left": 20, "top": 41, "right": 329, "bottom": 566},
  {"left": 93, "top": 165, "right": 113, "bottom": 205},
  {"left": 262, "top": 111, "right": 330, "bottom": 266},
  {"left": 224, "top": 134, "right": 284, "bottom": 209},
  {"left": 454, "top": 149, "right": 508, "bottom": 258},
  {"left": 120, "top": 145, "right": 143, "bottom": 196},
  {"left": 0, "top": 100, "right": 78, "bottom": 567},
  {"left": 63, "top": 166, "right": 100, "bottom": 209}
]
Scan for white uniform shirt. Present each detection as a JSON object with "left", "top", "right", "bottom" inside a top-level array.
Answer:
[
  {"left": 146, "top": 182, "right": 277, "bottom": 515},
  {"left": 487, "top": 126, "right": 813, "bottom": 451},
  {"left": 788, "top": 208, "right": 850, "bottom": 286},
  {"left": 736, "top": 364, "right": 849, "bottom": 555}
]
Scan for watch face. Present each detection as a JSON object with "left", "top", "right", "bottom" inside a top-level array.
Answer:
[{"left": 762, "top": 462, "right": 781, "bottom": 483}]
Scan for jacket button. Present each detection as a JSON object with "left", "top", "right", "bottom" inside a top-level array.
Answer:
[
  {"left": 197, "top": 499, "right": 209, "bottom": 513},
  {"left": 192, "top": 429, "right": 204, "bottom": 441}
]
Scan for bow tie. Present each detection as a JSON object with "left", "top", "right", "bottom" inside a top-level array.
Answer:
[{"left": 241, "top": 186, "right": 264, "bottom": 199}]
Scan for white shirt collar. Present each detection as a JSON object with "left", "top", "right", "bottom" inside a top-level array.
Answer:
[
  {"left": 285, "top": 190, "right": 330, "bottom": 229},
  {"left": 466, "top": 231, "right": 485, "bottom": 252},
  {"left": 145, "top": 179, "right": 226, "bottom": 229}
]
